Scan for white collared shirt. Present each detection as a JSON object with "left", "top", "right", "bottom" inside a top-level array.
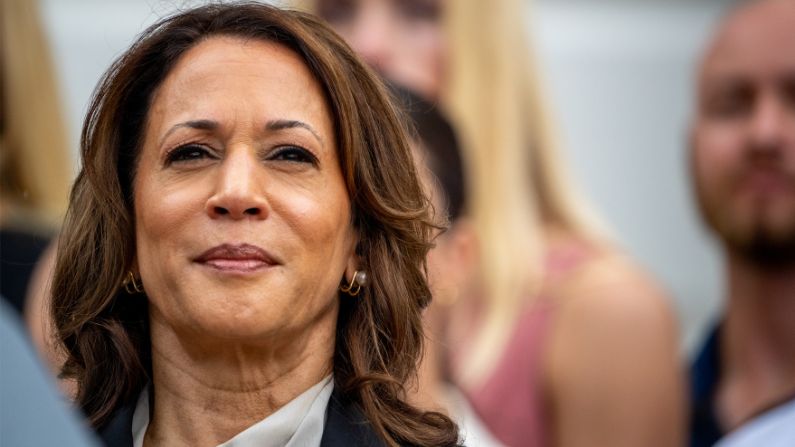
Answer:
[
  {"left": 716, "top": 398, "right": 795, "bottom": 447},
  {"left": 132, "top": 375, "right": 334, "bottom": 447}
]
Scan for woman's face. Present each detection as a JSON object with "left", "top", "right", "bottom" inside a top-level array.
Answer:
[
  {"left": 133, "top": 36, "right": 357, "bottom": 343},
  {"left": 317, "top": 0, "right": 446, "bottom": 100}
]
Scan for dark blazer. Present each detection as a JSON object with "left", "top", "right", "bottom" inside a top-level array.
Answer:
[{"left": 97, "top": 387, "right": 386, "bottom": 447}]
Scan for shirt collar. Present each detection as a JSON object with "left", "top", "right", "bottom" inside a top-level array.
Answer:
[{"left": 132, "top": 375, "right": 334, "bottom": 447}]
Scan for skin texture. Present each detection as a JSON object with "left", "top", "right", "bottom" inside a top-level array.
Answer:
[
  {"left": 543, "top": 248, "right": 685, "bottom": 447},
  {"left": 132, "top": 36, "right": 358, "bottom": 446},
  {"left": 316, "top": 0, "right": 446, "bottom": 100},
  {"left": 691, "top": 0, "right": 795, "bottom": 432}
]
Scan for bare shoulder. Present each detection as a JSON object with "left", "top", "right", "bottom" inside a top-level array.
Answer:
[
  {"left": 554, "top": 246, "right": 676, "bottom": 330},
  {"left": 546, "top": 244, "right": 680, "bottom": 370},
  {"left": 543, "top": 243, "right": 685, "bottom": 446},
  {"left": 541, "top": 228, "right": 674, "bottom": 322}
]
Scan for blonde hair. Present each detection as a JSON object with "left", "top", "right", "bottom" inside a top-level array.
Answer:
[
  {"left": 1, "top": 0, "right": 72, "bottom": 226},
  {"left": 298, "top": 0, "right": 606, "bottom": 385},
  {"left": 442, "top": 0, "right": 606, "bottom": 385}
]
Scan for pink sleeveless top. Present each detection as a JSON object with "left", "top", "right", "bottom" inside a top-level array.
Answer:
[{"left": 464, "top": 242, "right": 592, "bottom": 447}]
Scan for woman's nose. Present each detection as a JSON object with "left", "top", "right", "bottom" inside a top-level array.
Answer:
[{"left": 205, "top": 151, "right": 268, "bottom": 220}]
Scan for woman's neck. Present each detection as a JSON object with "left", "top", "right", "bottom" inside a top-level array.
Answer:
[{"left": 144, "top": 313, "right": 336, "bottom": 447}]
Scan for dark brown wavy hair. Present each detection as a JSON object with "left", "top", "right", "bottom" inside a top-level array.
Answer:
[{"left": 51, "top": 3, "right": 458, "bottom": 446}]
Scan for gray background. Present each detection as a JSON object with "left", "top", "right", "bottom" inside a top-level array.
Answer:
[{"left": 38, "top": 0, "right": 733, "bottom": 356}]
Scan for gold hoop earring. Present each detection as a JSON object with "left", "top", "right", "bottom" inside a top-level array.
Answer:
[
  {"left": 123, "top": 271, "right": 144, "bottom": 294},
  {"left": 340, "top": 270, "right": 367, "bottom": 297}
]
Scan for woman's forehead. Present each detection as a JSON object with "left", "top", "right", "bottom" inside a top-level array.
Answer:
[{"left": 146, "top": 36, "right": 335, "bottom": 144}]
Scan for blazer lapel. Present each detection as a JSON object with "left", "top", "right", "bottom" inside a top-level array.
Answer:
[
  {"left": 97, "top": 401, "right": 135, "bottom": 447},
  {"left": 320, "top": 388, "right": 386, "bottom": 447}
]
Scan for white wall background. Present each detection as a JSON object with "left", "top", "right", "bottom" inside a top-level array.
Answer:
[{"left": 38, "top": 0, "right": 732, "bottom": 356}]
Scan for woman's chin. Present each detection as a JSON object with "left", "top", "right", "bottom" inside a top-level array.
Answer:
[
  {"left": 152, "top": 300, "right": 275, "bottom": 341},
  {"left": 182, "top": 321, "right": 280, "bottom": 349}
]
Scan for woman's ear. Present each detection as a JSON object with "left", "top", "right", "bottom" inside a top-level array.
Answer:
[
  {"left": 341, "top": 252, "right": 368, "bottom": 297},
  {"left": 344, "top": 255, "right": 361, "bottom": 284},
  {"left": 129, "top": 256, "right": 140, "bottom": 277},
  {"left": 343, "top": 223, "right": 362, "bottom": 282}
]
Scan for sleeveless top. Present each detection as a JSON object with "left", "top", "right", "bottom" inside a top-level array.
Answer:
[{"left": 464, "top": 241, "right": 593, "bottom": 447}]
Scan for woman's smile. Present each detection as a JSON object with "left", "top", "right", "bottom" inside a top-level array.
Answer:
[{"left": 193, "top": 243, "right": 279, "bottom": 274}]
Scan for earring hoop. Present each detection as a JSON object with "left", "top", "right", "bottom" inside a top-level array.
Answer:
[
  {"left": 123, "top": 271, "right": 144, "bottom": 294},
  {"left": 340, "top": 270, "right": 367, "bottom": 297}
]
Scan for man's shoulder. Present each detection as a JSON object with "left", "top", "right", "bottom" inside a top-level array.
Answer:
[{"left": 689, "top": 324, "right": 724, "bottom": 447}]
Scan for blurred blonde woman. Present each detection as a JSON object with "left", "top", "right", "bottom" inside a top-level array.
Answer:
[
  {"left": 301, "top": 0, "right": 685, "bottom": 446},
  {"left": 1, "top": 0, "right": 72, "bottom": 315}
]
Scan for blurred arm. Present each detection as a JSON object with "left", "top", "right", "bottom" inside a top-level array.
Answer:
[
  {"left": 24, "top": 240, "right": 76, "bottom": 398},
  {"left": 545, "top": 256, "right": 686, "bottom": 447}
]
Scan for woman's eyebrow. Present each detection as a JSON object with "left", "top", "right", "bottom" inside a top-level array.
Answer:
[
  {"left": 157, "top": 119, "right": 324, "bottom": 147},
  {"left": 266, "top": 119, "right": 324, "bottom": 147},
  {"left": 158, "top": 119, "right": 218, "bottom": 147}
]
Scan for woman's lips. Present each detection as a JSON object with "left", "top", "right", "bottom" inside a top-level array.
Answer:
[
  {"left": 201, "top": 258, "right": 269, "bottom": 271},
  {"left": 194, "top": 243, "right": 278, "bottom": 272}
]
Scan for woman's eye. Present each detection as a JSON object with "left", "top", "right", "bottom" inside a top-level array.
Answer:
[
  {"left": 165, "top": 144, "right": 213, "bottom": 164},
  {"left": 270, "top": 146, "right": 318, "bottom": 166}
]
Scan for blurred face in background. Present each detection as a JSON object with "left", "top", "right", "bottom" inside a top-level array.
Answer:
[
  {"left": 410, "top": 141, "right": 475, "bottom": 311},
  {"left": 691, "top": 0, "right": 795, "bottom": 266},
  {"left": 316, "top": 0, "right": 446, "bottom": 99}
]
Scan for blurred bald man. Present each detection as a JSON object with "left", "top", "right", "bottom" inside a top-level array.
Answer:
[{"left": 689, "top": 0, "right": 795, "bottom": 445}]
